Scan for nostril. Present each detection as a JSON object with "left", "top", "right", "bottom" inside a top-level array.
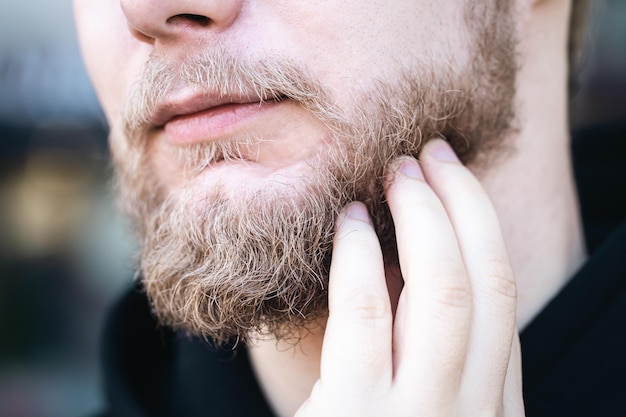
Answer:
[{"left": 166, "top": 14, "right": 211, "bottom": 27}]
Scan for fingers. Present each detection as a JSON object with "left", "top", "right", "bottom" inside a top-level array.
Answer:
[
  {"left": 502, "top": 333, "right": 525, "bottom": 417},
  {"left": 386, "top": 155, "right": 472, "bottom": 401},
  {"left": 308, "top": 139, "right": 522, "bottom": 416},
  {"left": 321, "top": 202, "right": 393, "bottom": 394},
  {"left": 387, "top": 138, "right": 518, "bottom": 410},
  {"left": 418, "top": 140, "right": 517, "bottom": 407}
]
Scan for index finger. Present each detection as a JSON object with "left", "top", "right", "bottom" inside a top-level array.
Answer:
[{"left": 320, "top": 202, "right": 393, "bottom": 394}]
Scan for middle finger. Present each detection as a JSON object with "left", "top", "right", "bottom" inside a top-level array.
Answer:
[{"left": 386, "top": 156, "right": 472, "bottom": 401}]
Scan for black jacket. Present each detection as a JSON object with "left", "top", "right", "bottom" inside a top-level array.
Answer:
[{"left": 98, "top": 124, "right": 626, "bottom": 417}]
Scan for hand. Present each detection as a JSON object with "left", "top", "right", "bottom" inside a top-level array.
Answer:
[{"left": 295, "top": 139, "right": 525, "bottom": 416}]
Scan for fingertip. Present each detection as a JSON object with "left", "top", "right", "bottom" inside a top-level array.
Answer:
[
  {"left": 385, "top": 156, "right": 424, "bottom": 188},
  {"left": 342, "top": 202, "right": 372, "bottom": 224},
  {"left": 422, "top": 138, "right": 460, "bottom": 163}
]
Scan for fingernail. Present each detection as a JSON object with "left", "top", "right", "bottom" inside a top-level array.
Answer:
[
  {"left": 345, "top": 202, "right": 371, "bottom": 224},
  {"left": 425, "top": 139, "right": 459, "bottom": 162},
  {"left": 396, "top": 157, "right": 424, "bottom": 180}
]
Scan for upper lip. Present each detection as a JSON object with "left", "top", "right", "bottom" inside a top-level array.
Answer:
[{"left": 149, "top": 90, "right": 269, "bottom": 128}]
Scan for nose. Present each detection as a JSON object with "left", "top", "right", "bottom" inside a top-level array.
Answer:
[{"left": 120, "top": 0, "right": 244, "bottom": 43}]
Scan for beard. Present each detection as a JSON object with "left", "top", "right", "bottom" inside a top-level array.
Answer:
[{"left": 113, "top": 2, "right": 517, "bottom": 345}]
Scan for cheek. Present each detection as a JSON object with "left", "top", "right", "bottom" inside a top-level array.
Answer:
[
  {"left": 258, "top": 0, "right": 469, "bottom": 108},
  {"left": 74, "top": 0, "right": 150, "bottom": 125}
]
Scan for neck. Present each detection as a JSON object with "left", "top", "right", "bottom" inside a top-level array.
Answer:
[
  {"left": 249, "top": 331, "right": 324, "bottom": 417},
  {"left": 249, "top": 1, "right": 587, "bottom": 415},
  {"left": 478, "top": 0, "right": 586, "bottom": 327}
]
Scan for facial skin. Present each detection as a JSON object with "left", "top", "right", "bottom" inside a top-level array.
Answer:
[
  {"left": 76, "top": 1, "right": 587, "bottom": 416},
  {"left": 75, "top": 0, "right": 516, "bottom": 344}
]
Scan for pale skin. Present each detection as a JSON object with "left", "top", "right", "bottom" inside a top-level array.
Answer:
[
  {"left": 75, "top": 0, "right": 586, "bottom": 415},
  {"left": 299, "top": 141, "right": 525, "bottom": 416},
  {"left": 252, "top": 1, "right": 585, "bottom": 414},
  {"left": 251, "top": 141, "right": 528, "bottom": 417}
]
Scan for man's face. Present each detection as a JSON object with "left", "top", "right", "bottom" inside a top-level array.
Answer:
[{"left": 75, "top": 0, "right": 517, "bottom": 344}]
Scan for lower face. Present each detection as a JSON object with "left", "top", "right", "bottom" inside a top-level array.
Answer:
[{"left": 76, "top": 0, "right": 518, "bottom": 344}]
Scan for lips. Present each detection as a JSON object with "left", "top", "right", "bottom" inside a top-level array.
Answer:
[{"left": 150, "top": 92, "right": 285, "bottom": 145}]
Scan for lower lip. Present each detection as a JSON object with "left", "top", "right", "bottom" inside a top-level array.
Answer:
[{"left": 163, "top": 100, "right": 281, "bottom": 145}]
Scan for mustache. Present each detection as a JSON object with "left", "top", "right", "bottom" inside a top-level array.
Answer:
[{"left": 122, "top": 49, "right": 346, "bottom": 146}]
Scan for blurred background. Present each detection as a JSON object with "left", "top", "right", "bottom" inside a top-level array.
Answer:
[
  {"left": 0, "top": 0, "right": 624, "bottom": 416},
  {"left": 0, "top": 1, "right": 134, "bottom": 416}
]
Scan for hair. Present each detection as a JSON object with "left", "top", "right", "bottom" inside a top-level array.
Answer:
[
  {"left": 568, "top": 0, "right": 593, "bottom": 94},
  {"left": 118, "top": 0, "right": 519, "bottom": 344}
]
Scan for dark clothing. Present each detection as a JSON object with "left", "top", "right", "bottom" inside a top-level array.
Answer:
[
  {"left": 100, "top": 124, "right": 626, "bottom": 417},
  {"left": 521, "top": 123, "right": 626, "bottom": 416},
  {"left": 101, "top": 287, "right": 274, "bottom": 417}
]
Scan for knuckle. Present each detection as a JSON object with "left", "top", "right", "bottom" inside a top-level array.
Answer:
[
  {"left": 485, "top": 259, "right": 517, "bottom": 301},
  {"left": 424, "top": 268, "right": 473, "bottom": 310},
  {"left": 343, "top": 289, "right": 391, "bottom": 323},
  {"left": 431, "top": 282, "right": 473, "bottom": 310}
]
